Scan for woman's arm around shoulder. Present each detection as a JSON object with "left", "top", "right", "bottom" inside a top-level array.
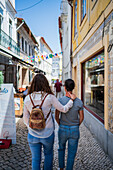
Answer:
[{"left": 50, "top": 93, "right": 76, "bottom": 113}]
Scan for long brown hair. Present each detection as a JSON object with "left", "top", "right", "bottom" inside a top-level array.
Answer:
[{"left": 28, "top": 73, "right": 54, "bottom": 95}]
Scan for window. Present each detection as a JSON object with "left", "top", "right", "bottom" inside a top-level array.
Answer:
[
  {"left": 29, "top": 45, "right": 31, "bottom": 56},
  {"left": 0, "top": 15, "right": 2, "bottom": 30},
  {"left": 25, "top": 41, "right": 27, "bottom": 54},
  {"left": 91, "top": 0, "right": 98, "bottom": 10},
  {"left": 9, "top": 19, "right": 12, "bottom": 38},
  {"left": 22, "top": 37, "right": 24, "bottom": 51},
  {"left": 17, "top": 32, "right": 20, "bottom": 47},
  {"left": 74, "top": 0, "right": 77, "bottom": 36},
  {"left": 0, "top": 7, "right": 3, "bottom": 30},
  {"left": 65, "top": 72, "right": 68, "bottom": 79},
  {"left": 81, "top": 0, "right": 86, "bottom": 21},
  {"left": 0, "top": 7, "right": 3, "bottom": 16},
  {"left": 32, "top": 48, "right": 34, "bottom": 56},
  {"left": 83, "top": 52, "right": 104, "bottom": 120},
  {"left": 65, "top": 27, "right": 68, "bottom": 48}
]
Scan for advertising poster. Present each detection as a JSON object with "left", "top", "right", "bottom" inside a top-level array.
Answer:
[{"left": 0, "top": 84, "right": 16, "bottom": 144}]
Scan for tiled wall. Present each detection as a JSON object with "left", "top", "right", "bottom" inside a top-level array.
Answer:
[{"left": 108, "top": 19, "right": 113, "bottom": 133}]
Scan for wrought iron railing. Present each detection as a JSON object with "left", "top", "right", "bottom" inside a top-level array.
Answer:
[{"left": 0, "top": 29, "right": 20, "bottom": 55}]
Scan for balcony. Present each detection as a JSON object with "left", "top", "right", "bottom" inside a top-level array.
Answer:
[{"left": 0, "top": 29, "right": 20, "bottom": 56}]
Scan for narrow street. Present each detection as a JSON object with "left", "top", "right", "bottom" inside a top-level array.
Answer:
[
  {"left": 0, "top": 0, "right": 113, "bottom": 169},
  {"left": 0, "top": 116, "right": 113, "bottom": 170}
]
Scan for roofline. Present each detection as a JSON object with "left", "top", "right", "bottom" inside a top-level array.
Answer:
[
  {"left": 8, "top": 0, "right": 17, "bottom": 13},
  {"left": 17, "top": 18, "right": 38, "bottom": 44},
  {"left": 40, "top": 37, "right": 53, "bottom": 53}
]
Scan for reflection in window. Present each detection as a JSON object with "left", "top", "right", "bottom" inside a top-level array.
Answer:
[
  {"left": 25, "top": 41, "right": 27, "bottom": 54},
  {"left": 74, "top": 0, "right": 77, "bottom": 36},
  {"left": 83, "top": 52, "right": 104, "bottom": 120},
  {"left": 81, "top": 0, "right": 86, "bottom": 21},
  {"left": 29, "top": 45, "right": 31, "bottom": 56},
  {"left": 17, "top": 32, "right": 20, "bottom": 47},
  {"left": 9, "top": 19, "right": 12, "bottom": 38},
  {"left": 22, "top": 37, "right": 24, "bottom": 51}
]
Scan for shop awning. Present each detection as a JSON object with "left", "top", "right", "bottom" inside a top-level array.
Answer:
[{"left": 0, "top": 50, "right": 12, "bottom": 59}]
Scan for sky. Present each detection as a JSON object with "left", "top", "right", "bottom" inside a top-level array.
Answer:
[{"left": 15, "top": 0, "right": 61, "bottom": 53}]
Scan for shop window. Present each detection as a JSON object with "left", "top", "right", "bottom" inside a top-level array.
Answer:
[
  {"left": 74, "top": 0, "right": 77, "bottom": 36},
  {"left": 81, "top": 0, "right": 86, "bottom": 22},
  {"left": 83, "top": 52, "right": 104, "bottom": 121}
]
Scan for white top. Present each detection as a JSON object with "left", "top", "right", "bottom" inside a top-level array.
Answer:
[{"left": 23, "top": 91, "right": 73, "bottom": 138}]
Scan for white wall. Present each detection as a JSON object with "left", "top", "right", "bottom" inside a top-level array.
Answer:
[
  {"left": 61, "top": 0, "right": 72, "bottom": 83},
  {"left": 0, "top": 0, "right": 16, "bottom": 42},
  {"left": 36, "top": 36, "right": 52, "bottom": 84}
]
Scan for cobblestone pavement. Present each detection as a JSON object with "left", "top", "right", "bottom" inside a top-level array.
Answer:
[{"left": 0, "top": 117, "right": 113, "bottom": 170}]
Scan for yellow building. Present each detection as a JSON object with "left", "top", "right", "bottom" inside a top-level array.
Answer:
[{"left": 71, "top": 0, "right": 113, "bottom": 160}]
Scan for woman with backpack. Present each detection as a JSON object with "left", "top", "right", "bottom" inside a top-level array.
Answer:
[{"left": 23, "top": 73, "right": 76, "bottom": 170}]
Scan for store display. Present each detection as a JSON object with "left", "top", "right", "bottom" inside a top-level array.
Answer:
[{"left": 83, "top": 52, "right": 104, "bottom": 119}]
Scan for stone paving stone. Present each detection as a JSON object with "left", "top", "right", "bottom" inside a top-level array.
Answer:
[{"left": 0, "top": 117, "right": 113, "bottom": 170}]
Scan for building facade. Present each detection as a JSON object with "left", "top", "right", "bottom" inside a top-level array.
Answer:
[
  {"left": 17, "top": 18, "right": 38, "bottom": 90},
  {"left": 36, "top": 36, "right": 53, "bottom": 84},
  {"left": 59, "top": 0, "right": 72, "bottom": 82},
  {"left": 0, "top": 0, "right": 20, "bottom": 90},
  {"left": 71, "top": 0, "right": 113, "bottom": 160}
]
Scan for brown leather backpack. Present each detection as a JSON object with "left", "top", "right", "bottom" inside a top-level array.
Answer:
[{"left": 29, "top": 94, "right": 51, "bottom": 130}]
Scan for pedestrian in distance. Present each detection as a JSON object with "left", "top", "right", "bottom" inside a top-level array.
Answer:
[
  {"left": 54, "top": 79, "right": 62, "bottom": 98},
  {"left": 55, "top": 79, "right": 84, "bottom": 170},
  {"left": 23, "top": 73, "right": 76, "bottom": 170}
]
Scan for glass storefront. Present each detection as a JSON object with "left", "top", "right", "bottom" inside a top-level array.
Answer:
[
  {"left": 83, "top": 52, "right": 104, "bottom": 120},
  {"left": 0, "top": 54, "right": 17, "bottom": 89}
]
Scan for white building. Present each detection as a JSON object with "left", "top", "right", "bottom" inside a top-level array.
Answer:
[
  {"left": 0, "top": 0, "right": 20, "bottom": 89},
  {"left": 59, "top": 0, "right": 72, "bottom": 82},
  {"left": 35, "top": 36, "right": 53, "bottom": 84},
  {"left": 52, "top": 54, "right": 62, "bottom": 81},
  {"left": 17, "top": 18, "right": 39, "bottom": 89}
]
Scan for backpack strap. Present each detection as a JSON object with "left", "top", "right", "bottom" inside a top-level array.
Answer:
[
  {"left": 29, "top": 93, "right": 49, "bottom": 109},
  {"left": 45, "top": 109, "right": 51, "bottom": 121},
  {"left": 29, "top": 93, "right": 51, "bottom": 121},
  {"left": 29, "top": 94, "right": 40, "bottom": 109},
  {"left": 29, "top": 94, "right": 35, "bottom": 107},
  {"left": 39, "top": 93, "right": 49, "bottom": 109}
]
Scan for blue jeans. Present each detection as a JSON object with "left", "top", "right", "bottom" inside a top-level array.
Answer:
[
  {"left": 58, "top": 124, "right": 79, "bottom": 170},
  {"left": 28, "top": 132, "right": 54, "bottom": 170}
]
